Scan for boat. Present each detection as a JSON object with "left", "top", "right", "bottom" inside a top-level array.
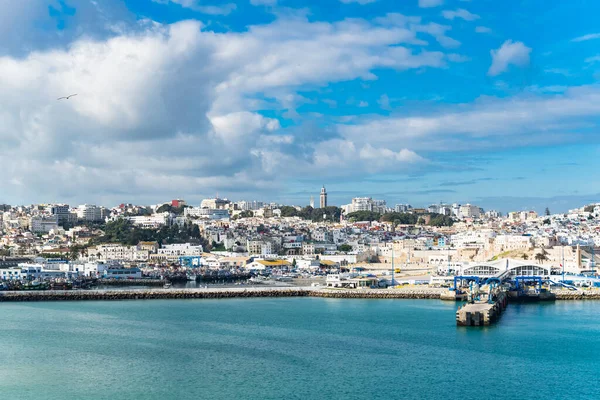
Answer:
[{"left": 163, "top": 282, "right": 172, "bottom": 289}]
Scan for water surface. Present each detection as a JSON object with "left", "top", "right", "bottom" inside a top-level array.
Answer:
[{"left": 1, "top": 299, "right": 599, "bottom": 399}]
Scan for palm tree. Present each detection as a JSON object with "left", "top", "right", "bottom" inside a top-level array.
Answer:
[
  {"left": 522, "top": 254, "right": 529, "bottom": 260},
  {"left": 535, "top": 252, "right": 548, "bottom": 263}
]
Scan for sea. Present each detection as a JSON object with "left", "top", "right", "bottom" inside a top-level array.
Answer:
[{"left": 1, "top": 298, "right": 599, "bottom": 400}]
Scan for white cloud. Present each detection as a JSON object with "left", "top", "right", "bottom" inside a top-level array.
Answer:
[
  {"left": 475, "top": 26, "right": 491, "bottom": 33},
  {"left": 0, "top": 14, "right": 450, "bottom": 204},
  {"left": 250, "top": 0, "right": 277, "bottom": 5},
  {"left": 152, "top": 0, "right": 237, "bottom": 15},
  {"left": 338, "top": 85, "right": 600, "bottom": 152},
  {"left": 572, "top": 33, "right": 600, "bottom": 42},
  {"left": 488, "top": 40, "right": 531, "bottom": 76},
  {"left": 418, "top": 0, "right": 444, "bottom": 7},
  {"left": 378, "top": 94, "right": 391, "bottom": 110},
  {"left": 339, "top": 0, "right": 378, "bottom": 4},
  {"left": 442, "top": 8, "right": 480, "bottom": 21},
  {"left": 584, "top": 55, "right": 600, "bottom": 64}
]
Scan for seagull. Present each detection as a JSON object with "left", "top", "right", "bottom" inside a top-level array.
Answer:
[{"left": 57, "top": 94, "right": 78, "bottom": 100}]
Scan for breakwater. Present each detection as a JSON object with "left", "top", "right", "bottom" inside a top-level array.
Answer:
[
  {"left": 2, "top": 287, "right": 600, "bottom": 302},
  {"left": 312, "top": 288, "right": 444, "bottom": 299},
  {"left": 0, "top": 287, "right": 443, "bottom": 302},
  {"left": 554, "top": 290, "right": 600, "bottom": 300},
  {"left": 0, "top": 288, "right": 311, "bottom": 301}
]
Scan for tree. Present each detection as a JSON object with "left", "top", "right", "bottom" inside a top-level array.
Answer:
[
  {"left": 535, "top": 252, "right": 548, "bottom": 263},
  {"left": 521, "top": 254, "right": 529, "bottom": 260},
  {"left": 417, "top": 217, "right": 426, "bottom": 225},
  {"left": 544, "top": 207, "right": 551, "bottom": 216},
  {"left": 292, "top": 258, "right": 297, "bottom": 267},
  {"left": 346, "top": 211, "right": 380, "bottom": 222},
  {"left": 543, "top": 218, "right": 551, "bottom": 225},
  {"left": 337, "top": 244, "right": 353, "bottom": 252}
]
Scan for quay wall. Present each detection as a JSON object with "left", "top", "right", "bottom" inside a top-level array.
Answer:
[
  {"left": 0, "top": 288, "right": 311, "bottom": 302},
  {"left": 312, "top": 288, "right": 444, "bottom": 299},
  {"left": 2, "top": 287, "right": 600, "bottom": 302},
  {"left": 0, "top": 287, "right": 445, "bottom": 302},
  {"left": 554, "top": 290, "right": 600, "bottom": 300}
]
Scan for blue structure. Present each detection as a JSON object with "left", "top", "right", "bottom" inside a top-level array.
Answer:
[
  {"left": 451, "top": 276, "right": 480, "bottom": 294},
  {"left": 179, "top": 256, "right": 202, "bottom": 268},
  {"left": 514, "top": 276, "right": 543, "bottom": 295}
]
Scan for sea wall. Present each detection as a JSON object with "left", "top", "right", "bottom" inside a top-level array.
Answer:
[
  {"left": 554, "top": 290, "right": 600, "bottom": 300},
  {"left": 2, "top": 287, "right": 600, "bottom": 302},
  {"left": 0, "top": 288, "right": 310, "bottom": 301},
  {"left": 312, "top": 288, "right": 444, "bottom": 299}
]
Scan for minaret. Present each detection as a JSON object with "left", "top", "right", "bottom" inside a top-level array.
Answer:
[{"left": 320, "top": 185, "right": 327, "bottom": 208}]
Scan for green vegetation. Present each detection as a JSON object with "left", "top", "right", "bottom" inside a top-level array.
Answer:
[
  {"left": 345, "top": 211, "right": 454, "bottom": 227},
  {"left": 156, "top": 204, "right": 188, "bottom": 215},
  {"left": 381, "top": 212, "right": 418, "bottom": 225},
  {"left": 346, "top": 211, "right": 381, "bottom": 222},
  {"left": 92, "top": 218, "right": 207, "bottom": 248},
  {"left": 428, "top": 214, "right": 454, "bottom": 227},
  {"left": 211, "top": 241, "right": 226, "bottom": 251},
  {"left": 280, "top": 206, "right": 342, "bottom": 222},
  {"left": 337, "top": 244, "right": 353, "bottom": 252}
]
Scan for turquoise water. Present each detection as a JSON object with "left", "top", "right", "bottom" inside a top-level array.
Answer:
[{"left": 1, "top": 299, "right": 600, "bottom": 400}]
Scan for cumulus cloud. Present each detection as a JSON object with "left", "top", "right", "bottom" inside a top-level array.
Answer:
[
  {"left": 442, "top": 9, "right": 480, "bottom": 21},
  {"left": 0, "top": 12, "right": 452, "bottom": 204},
  {"left": 418, "top": 0, "right": 444, "bottom": 8},
  {"left": 488, "top": 40, "right": 531, "bottom": 76}
]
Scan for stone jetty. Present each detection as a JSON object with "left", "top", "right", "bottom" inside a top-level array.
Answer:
[
  {"left": 0, "top": 287, "right": 445, "bottom": 302},
  {"left": 312, "top": 288, "right": 445, "bottom": 299},
  {"left": 554, "top": 290, "right": 600, "bottom": 300},
  {"left": 1, "top": 287, "right": 599, "bottom": 302},
  {"left": 0, "top": 287, "right": 311, "bottom": 302}
]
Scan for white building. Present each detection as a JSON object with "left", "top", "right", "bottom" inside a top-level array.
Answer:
[
  {"left": 184, "top": 207, "right": 230, "bottom": 220},
  {"left": 30, "top": 215, "right": 59, "bottom": 233},
  {"left": 124, "top": 212, "right": 170, "bottom": 228},
  {"left": 92, "top": 244, "right": 149, "bottom": 261},
  {"left": 76, "top": 204, "right": 106, "bottom": 222},
  {"left": 459, "top": 204, "right": 481, "bottom": 219}
]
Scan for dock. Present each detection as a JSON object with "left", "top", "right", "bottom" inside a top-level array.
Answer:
[{"left": 456, "top": 291, "right": 508, "bottom": 326}]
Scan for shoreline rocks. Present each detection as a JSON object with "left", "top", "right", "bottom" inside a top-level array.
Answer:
[{"left": 1, "top": 287, "right": 600, "bottom": 302}]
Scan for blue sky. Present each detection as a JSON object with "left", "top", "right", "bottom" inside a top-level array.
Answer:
[{"left": 1, "top": 0, "right": 600, "bottom": 212}]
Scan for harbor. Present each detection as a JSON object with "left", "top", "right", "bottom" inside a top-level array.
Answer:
[{"left": 2, "top": 285, "right": 600, "bottom": 302}]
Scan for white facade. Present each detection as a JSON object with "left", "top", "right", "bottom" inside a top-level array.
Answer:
[
  {"left": 125, "top": 212, "right": 170, "bottom": 228},
  {"left": 93, "top": 244, "right": 149, "bottom": 261},
  {"left": 158, "top": 243, "right": 203, "bottom": 257},
  {"left": 30, "top": 215, "right": 59, "bottom": 233},
  {"left": 76, "top": 204, "right": 106, "bottom": 222},
  {"left": 459, "top": 204, "right": 481, "bottom": 219},
  {"left": 185, "top": 207, "right": 230, "bottom": 220}
]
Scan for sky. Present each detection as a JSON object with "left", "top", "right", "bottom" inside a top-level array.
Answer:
[{"left": 1, "top": 0, "right": 600, "bottom": 213}]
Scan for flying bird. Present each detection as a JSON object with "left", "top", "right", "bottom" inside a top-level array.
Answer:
[{"left": 57, "top": 94, "right": 78, "bottom": 100}]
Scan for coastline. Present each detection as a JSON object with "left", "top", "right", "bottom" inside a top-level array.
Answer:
[{"left": 2, "top": 287, "right": 600, "bottom": 301}]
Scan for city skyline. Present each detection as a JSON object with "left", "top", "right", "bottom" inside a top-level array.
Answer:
[{"left": 1, "top": 1, "right": 600, "bottom": 212}]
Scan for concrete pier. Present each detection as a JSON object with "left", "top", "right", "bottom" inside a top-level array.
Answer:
[{"left": 456, "top": 291, "right": 508, "bottom": 326}]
